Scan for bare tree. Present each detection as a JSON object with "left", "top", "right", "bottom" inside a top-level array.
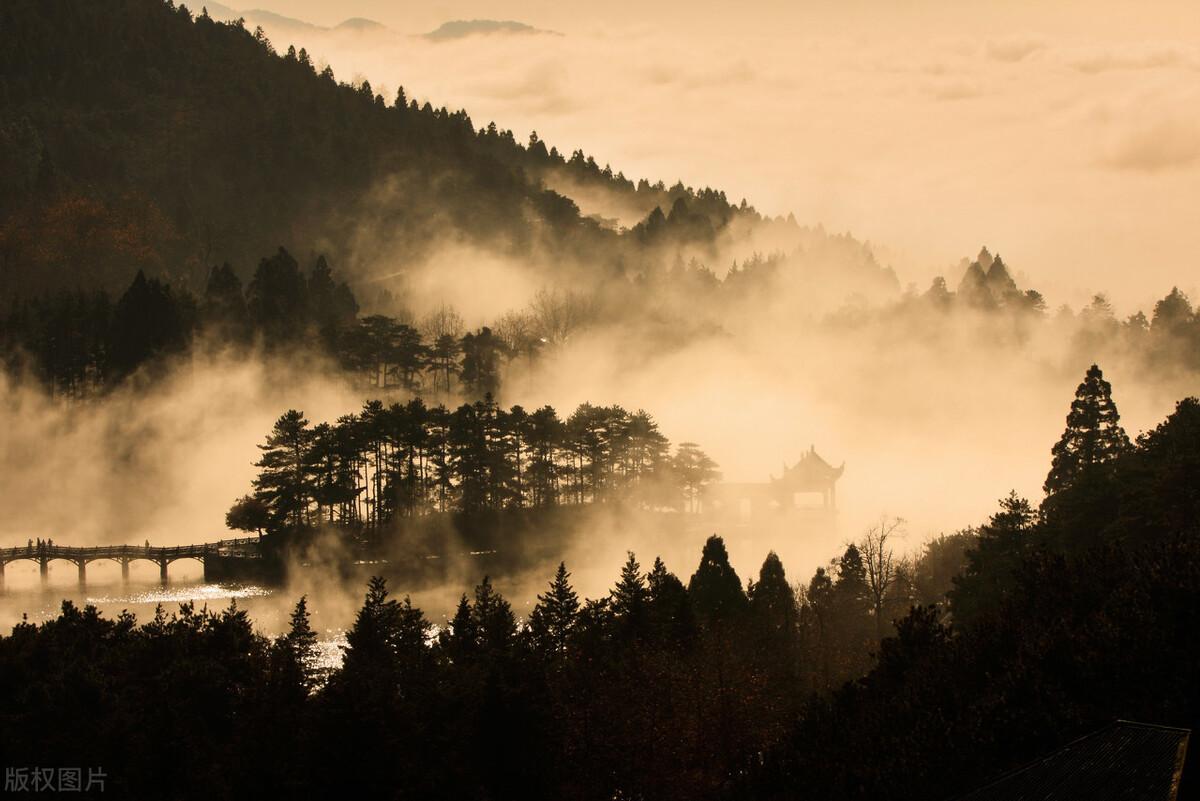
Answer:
[
  {"left": 860, "top": 516, "right": 906, "bottom": 639},
  {"left": 493, "top": 310, "right": 538, "bottom": 360},
  {"left": 418, "top": 303, "right": 464, "bottom": 343},
  {"left": 529, "top": 288, "right": 591, "bottom": 346}
]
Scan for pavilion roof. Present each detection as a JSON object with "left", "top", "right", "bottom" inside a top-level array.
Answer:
[{"left": 772, "top": 445, "right": 844, "bottom": 488}]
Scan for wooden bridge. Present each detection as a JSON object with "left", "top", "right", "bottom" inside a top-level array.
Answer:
[{"left": 0, "top": 537, "right": 262, "bottom": 588}]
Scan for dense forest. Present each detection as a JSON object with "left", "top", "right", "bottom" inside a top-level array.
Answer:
[
  {"left": 0, "top": 0, "right": 776, "bottom": 301},
  {"left": 3, "top": 365, "right": 1197, "bottom": 800},
  {"left": 3, "top": 0, "right": 1198, "bottom": 407},
  {"left": 5, "top": 240, "right": 1199, "bottom": 402},
  {"left": 228, "top": 397, "right": 720, "bottom": 536}
]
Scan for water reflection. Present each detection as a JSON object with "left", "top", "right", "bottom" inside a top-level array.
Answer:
[{"left": 85, "top": 583, "right": 274, "bottom": 605}]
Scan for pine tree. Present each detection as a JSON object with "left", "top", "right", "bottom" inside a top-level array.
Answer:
[
  {"left": 282, "top": 595, "right": 320, "bottom": 690},
  {"left": 749, "top": 551, "right": 796, "bottom": 639},
  {"left": 441, "top": 594, "right": 478, "bottom": 664},
  {"left": 950, "top": 492, "right": 1037, "bottom": 627},
  {"left": 339, "top": 576, "right": 402, "bottom": 685},
  {"left": 647, "top": 556, "right": 695, "bottom": 646},
  {"left": 1044, "top": 364, "right": 1130, "bottom": 495},
  {"left": 526, "top": 406, "right": 562, "bottom": 507},
  {"left": 109, "top": 270, "right": 187, "bottom": 377},
  {"left": 687, "top": 535, "right": 747, "bottom": 624},
  {"left": 528, "top": 562, "right": 580, "bottom": 656},
  {"left": 835, "top": 543, "right": 868, "bottom": 600},
  {"left": 247, "top": 247, "right": 309, "bottom": 348},
  {"left": 460, "top": 326, "right": 501, "bottom": 400},
  {"left": 471, "top": 576, "right": 516, "bottom": 653},
  {"left": 610, "top": 552, "right": 649, "bottom": 636},
  {"left": 673, "top": 442, "right": 721, "bottom": 512},
  {"left": 202, "top": 262, "right": 249, "bottom": 343},
  {"left": 253, "top": 409, "right": 316, "bottom": 530}
]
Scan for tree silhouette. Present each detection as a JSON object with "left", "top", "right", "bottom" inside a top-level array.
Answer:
[
  {"left": 749, "top": 551, "right": 797, "bottom": 641},
  {"left": 647, "top": 556, "right": 695, "bottom": 647},
  {"left": 225, "top": 494, "right": 271, "bottom": 536},
  {"left": 610, "top": 551, "right": 650, "bottom": 637},
  {"left": 950, "top": 492, "right": 1037, "bottom": 627},
  {"left": 109, "top": 270, "right": 187, "bottom": 377},
  {"left": 688, "top": 535, "right": 747, "bottom": 624},
  {"left": 280, "top": 595, "right": 320, "bottom": 691},
  {"left": 673, "top": 442, "right": 721, "bottom": 512},
  {"left": 1044, "top": 364, "right": 1130, "bottom": 496},
  {"left": 253, "top": 409, "right": 315, "bottom": 530},
  {"left": 528, "top": 562, "right": 580, "bottom": 657},
  {"left": 460, "top": 326, "right": 502, "bottom": 400},
  {"left": 202, "top": 262, "right": 249, "bottom": 343},
  {"left": 860, "top": 517, "right": 905, "bottom": 639}
]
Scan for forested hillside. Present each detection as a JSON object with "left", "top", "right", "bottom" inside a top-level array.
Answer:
[{"left": 0, "top": 0, "right": 787, "bottom": 299}]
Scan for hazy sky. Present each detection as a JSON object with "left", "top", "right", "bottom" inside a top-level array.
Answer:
[{"left": 232, "top": 0, "right": 1200, "bottom": 311}]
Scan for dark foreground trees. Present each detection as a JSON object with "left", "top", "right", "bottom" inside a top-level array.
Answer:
[{"left": 3, "top": 369, "right": 1200, "bottom": 800}]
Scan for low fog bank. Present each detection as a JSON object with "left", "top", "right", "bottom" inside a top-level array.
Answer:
[
  {"left": 2, "top": 250, "right": 1193, "bottom": 624},
  {"left": 0, "top": 348, "right": 361, "bottom": 547}
]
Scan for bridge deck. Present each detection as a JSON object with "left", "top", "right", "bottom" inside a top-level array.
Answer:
[{"left": 0, "top": 537, "right": 261, "bottom": 563}]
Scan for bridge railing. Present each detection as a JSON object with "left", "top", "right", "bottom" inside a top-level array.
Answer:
[{"left": 0, "top": 536, "right": 262, "bottom": 560}]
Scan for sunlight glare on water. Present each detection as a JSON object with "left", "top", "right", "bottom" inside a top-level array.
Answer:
[{"left": 86, "top": 583, "right": 274, "bottom": 605}]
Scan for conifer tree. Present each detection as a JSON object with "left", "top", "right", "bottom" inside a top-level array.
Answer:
[
  {"left": 202, "top": 262, "right": 249, "bottom": 342},
  {"left": 687, "top": 535, "right": 747, "bottom": 624},
  {"left": 253, "top": 409, "right": 316, "bottom": 530},
  {"left": 441, "top": 594, "right": 478, "bottom": 664},
  {"left": 528, "top": 562, "right": 580, "bottom": 656},
  {"left": 647, "top": 556, "right": 695, "bottom": 646},
  {"left": 282, "top": 595, "right": 320, "bottom": 690},
  {"left": 247, "top": 247, "right": 309, "bottom": 347},
  {"left": 950, "top": 492, "right": 1036, "bottom": 627},
  {"left": 610, "top": 552, "right": 649, "bottom": 636},
  {"left": 749, "top": 551, "right": 796, "bottom": 639},
  {"left": 471, "top": 576, "right": 516, "bottom": 653},
  {"left": 339, "top": 576, "right": 403, "bottom": 688},
  {"left": 1044, "top": 364, "right": 1130, "bottom": 495},
  {"left": 109, "top": 270, "right": 187, "bottom": 377}
]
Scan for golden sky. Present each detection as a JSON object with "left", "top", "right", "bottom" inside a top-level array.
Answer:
[{"left": 239, "top": 0, "right": 1199, "bottom": 309}]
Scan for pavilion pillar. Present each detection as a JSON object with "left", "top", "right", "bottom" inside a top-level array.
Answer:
[
  {"left": 830, "top": 483, "right": 837, "bottom": 510},
  {"left": 121, "top": 559, "right": 130, "bottom": 582}
]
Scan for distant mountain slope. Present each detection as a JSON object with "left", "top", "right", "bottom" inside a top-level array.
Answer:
[
  {"left": 423, "top": 19, "right": 560, "bottom": 41},
  {"left": 202, "top": 2, "right": 387, "bottom": 37},
  {"left": 0, "top": 0, "right": 891, "bottom": 309},
  {"left": 336, "top": 17, "right": 386, "bottom": 32}
]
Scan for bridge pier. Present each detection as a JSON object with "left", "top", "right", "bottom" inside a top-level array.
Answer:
[
  {"left": 0, "top": 562, "right": 5, "bottom": 592},
  {"left": 77, "top": 561, "right": 86, "bottom": 585},
  {"left": 121, "top": 559, "right": 130, "bottom": 582},
  {"left": 159, "top": 559, "right": 168, "bottom": 583},
  {"left": 39, "top": 558, "right": 48, "bottom": 586}
]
